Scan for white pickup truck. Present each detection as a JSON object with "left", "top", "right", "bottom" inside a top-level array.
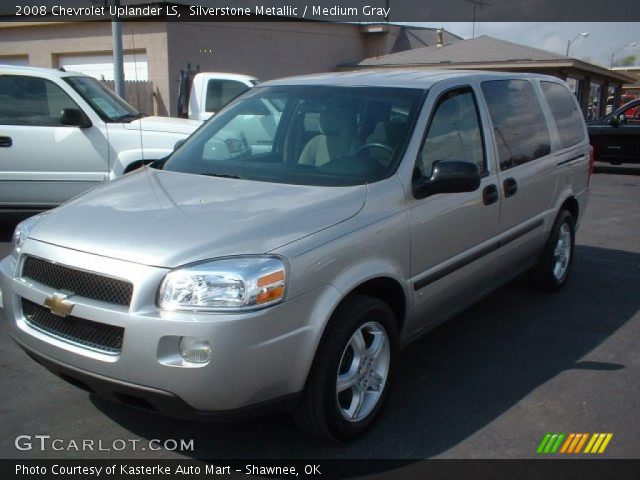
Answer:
[
  {"left": 0, "top": 65, "right": 200, "bottom": 209},
  {"left": 186, "top": 72, "right": 258, "bottom": 121}
]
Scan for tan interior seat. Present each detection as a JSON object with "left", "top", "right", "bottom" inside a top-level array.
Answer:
[{"left": 299, "top": 106, "right": 358, "bottom": 167}]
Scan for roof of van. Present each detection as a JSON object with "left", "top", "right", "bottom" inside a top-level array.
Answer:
[{"left": 262, "top": 69, "right": 556, "bottom": 89}]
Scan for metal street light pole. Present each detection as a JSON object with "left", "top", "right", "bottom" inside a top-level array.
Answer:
[
  {"left": 565, "top": 32, "right": 590, "bottom": 56},
  {"left": 111, "top": 0, "right": 125, "bottom": 98},
  {"left": 610, "top": 42, "right": 638, "bottom": 68}
]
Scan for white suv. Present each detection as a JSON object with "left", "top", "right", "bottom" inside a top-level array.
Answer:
[{"left": 0, "top": 66, "right": 200, "bottom": 209}]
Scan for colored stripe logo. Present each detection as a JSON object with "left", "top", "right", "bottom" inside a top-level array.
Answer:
[{"left": 537, "top": 433, "right": 613, "bottom": 454}]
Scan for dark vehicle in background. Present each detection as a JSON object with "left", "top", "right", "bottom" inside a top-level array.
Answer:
[{"left": 588, "top": 99, "right": 640, "bottom": 165}]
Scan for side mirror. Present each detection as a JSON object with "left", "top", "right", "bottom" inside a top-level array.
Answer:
[
  {"left": 608, "top": 116, "right": 620, "bottom": 127},
  {"left": 60, "top": 108, "right": 91, "bottom": 128},
  {"left": 413, "top": 161, "right": 481, "bottom": 199}
]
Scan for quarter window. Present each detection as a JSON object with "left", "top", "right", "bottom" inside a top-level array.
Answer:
[
  {"left": 417, "top": 87, "right": 486, "bottom": 179},
  {"left": 541, "top": 81, "right": 586, "bottom": 148},
  {"left": 481, "top": 80, "right": 551, "bottom": 170},
  {"left": 0, "top": 75, "right": 78, "bottom": 126}
]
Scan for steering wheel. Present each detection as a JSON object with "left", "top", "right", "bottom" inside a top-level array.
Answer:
[{"left": 355, "top": 143, "right": 394, "bottom": 156}]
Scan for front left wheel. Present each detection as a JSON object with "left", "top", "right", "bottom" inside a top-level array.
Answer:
[{"left": 293, "top": 295, "right": 399, "bottom": 441}]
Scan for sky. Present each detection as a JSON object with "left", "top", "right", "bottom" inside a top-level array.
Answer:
[{"left": 414, "top": 22, "right": 640, "bottom": 68}]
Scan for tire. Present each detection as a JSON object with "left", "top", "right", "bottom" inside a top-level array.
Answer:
[
  {"left": 528, "top": 209, "right": 575, "bottom": 291},
  {"left": 293, "top": 294, "right": 399, "bottom": 441}
]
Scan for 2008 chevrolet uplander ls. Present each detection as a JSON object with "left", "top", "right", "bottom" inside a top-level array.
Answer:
[{"left": 1, "top": 71, "right": 591, "bottom": 440}]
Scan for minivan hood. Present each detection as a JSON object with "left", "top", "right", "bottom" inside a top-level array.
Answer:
[
  {"left": 29, "top": 169, "right": 366, "bottom": 268},
  {"left": 123, "top": 116, "right": 200, "bottom": 135}
]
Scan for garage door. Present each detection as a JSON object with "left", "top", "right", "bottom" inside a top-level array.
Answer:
[
  {"left": 0, "top": 56, "right": 29, "bottom": 66},
  {"left": 58, "top": 53, "right": 148, "bottom": 81}
]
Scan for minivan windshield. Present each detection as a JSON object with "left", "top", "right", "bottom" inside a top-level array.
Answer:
[
  {"left": 64, "top": 76, "right": 143, "bottom": 122},
  {"left": 163, "top": 85, "right": 425, "bottom": 186}
]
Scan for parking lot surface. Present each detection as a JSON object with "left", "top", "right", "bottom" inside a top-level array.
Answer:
[{"left": 1, "top": 165, "right": 639, "bottom": 459}]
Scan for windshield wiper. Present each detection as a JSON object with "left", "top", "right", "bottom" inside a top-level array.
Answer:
[
  {"left": 202, "top": 173, "right": 246, "bottom": 180},
  {"left": 112, "top": 112, "right": 146, "bottom": 123}
]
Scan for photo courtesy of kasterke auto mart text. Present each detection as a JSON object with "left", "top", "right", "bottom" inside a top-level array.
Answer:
[{"left": 1, "top": 68, "right": 591, "bottom": 441}]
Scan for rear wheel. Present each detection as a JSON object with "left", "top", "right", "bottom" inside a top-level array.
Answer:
[
  {"left": 293, "top": 295, "right": 398, "bottom": 441},
  {"left": 529, "top": 209, "right": 575, "bottom": 291}
]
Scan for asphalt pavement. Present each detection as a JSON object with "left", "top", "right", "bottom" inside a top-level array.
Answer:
[{"left": 1, "top": 165, "right": 639, "bottom": 459}]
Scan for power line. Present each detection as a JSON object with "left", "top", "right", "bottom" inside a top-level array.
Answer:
[{"left": 466, "top": 0, "right": 494, "bottom": 38}]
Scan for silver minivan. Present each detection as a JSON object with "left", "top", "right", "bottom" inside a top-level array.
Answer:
[{"left": 0, "top": 70, "right": 591, "bottom": 440}]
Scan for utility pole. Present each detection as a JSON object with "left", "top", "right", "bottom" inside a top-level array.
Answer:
[
  {"left": 466, "top": 0, "right": 493, "bottom": 38},
  {"left": 111, "top": 0, "right": 125, "bottom": 98}
]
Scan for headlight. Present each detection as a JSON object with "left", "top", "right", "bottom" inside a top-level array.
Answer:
[
  {"left": 12, "top": 213, "right": 47, "bottom": 259},
  {"left": 158, "top": 256, "right": 287, "bottom": 312}
]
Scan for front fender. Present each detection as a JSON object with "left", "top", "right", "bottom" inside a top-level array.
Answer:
[
  {"left": 288, "top": 264, "right": 411, "bottom": 394},
  {"left": 110, "top": 148, "right": 174, "bottom": 178},
  {"left": 327, "top": 262, "right": 412, "bottom": 326}
]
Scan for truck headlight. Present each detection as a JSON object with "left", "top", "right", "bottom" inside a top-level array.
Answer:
[
  {"left": 12, "top": 225, "right": 28, "bottom": 258},
  {"left": 12, "top": 213, "right": 48, "bottom": 259},
  {"left": 158, "top": 256, "right": 286, "bottom": 312}
]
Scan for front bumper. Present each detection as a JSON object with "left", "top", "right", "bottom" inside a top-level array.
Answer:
[
  {"left": 13, "top": 341, "right": 300, "bottom": 421},
  {"left": 0, "top": 240, "right": 337, "bottom": 414}
]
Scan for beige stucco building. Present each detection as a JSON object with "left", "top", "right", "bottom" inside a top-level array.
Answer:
[{"left": 0, "top": 21, "right": 459, "bottom": 116}]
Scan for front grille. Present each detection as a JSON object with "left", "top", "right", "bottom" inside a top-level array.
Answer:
[
  {"left": 22, "top": 256, "right": 133, "bottom": 307},
  {"left": 22, "top": 299, "right": 124, "bottom": 355}
]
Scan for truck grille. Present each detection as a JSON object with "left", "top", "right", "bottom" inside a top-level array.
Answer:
[
  {"left": 22, "top": 256, "right": 133, "bottom": 307},
  {"left": 22, "top": 299, "right": 124, "bottom": 355}
]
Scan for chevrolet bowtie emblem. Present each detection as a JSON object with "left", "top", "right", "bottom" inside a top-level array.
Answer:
[{"left": 44, "top": 293, "right": 75, "bottom": 317}]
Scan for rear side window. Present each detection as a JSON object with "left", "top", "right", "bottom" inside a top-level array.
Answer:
[
  {"left": 481, "top": 80, "right": 551, "bottom": 170},
  {"left": 540, "top": 81, "right": 585, "bottom": 148},
  {"left": 0, "top": 74, "right": 78, "bottom": 126}
]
